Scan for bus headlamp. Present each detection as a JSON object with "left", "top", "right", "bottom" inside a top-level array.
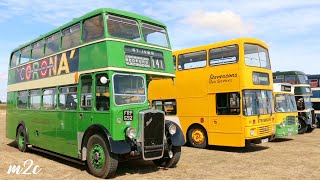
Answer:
[
  {"left": 126, "top": 127, "right": 136, "bottom": 139},
  {"left": 168, "top": 124, "right": 177, "bottom": 135}
]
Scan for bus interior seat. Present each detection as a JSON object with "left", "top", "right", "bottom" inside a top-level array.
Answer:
[{"left": 96, "top": 95, "right": 110, "bottom": 111}]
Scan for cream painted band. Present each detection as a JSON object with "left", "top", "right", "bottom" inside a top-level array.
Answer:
[
  {"left": 8, "top": 73, "right": 77, "bottom": 92},
  {"left": 293, "top": 84, "right": 311, "bottom": 87},
  {"left": 311, "top": 87, "right": 320, "bottom": 90},
  {"left": 311, "top": 98, "right": 320, "bottom": 102},
  {"left": 8, "top": 67, "right": 175, "bottom": 92},
  {"left": 297, "top": 109, "right": 313, "bottom": 113},
  {"left": 10, "top": 37, "right": 172, "bottom": 70},
  {"left": 78, "top": 66, "right": 175, "bottom": 78}
]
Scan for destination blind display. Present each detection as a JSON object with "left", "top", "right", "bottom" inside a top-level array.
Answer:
[
  {"left": 281, "top": 85, "right": 291, "bottom": 92},
  {"left": 253, "top": 72, "right": 270, "bottom": 85},
  {"left": 125, "top": 46, "right": 165, "bottom": 69}
]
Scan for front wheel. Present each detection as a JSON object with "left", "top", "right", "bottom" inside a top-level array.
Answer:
[
  {"left": 153, "top": 146, "right": 181, "bottom": 168},
  {"left": 86, "top": 134, "right": 118, "bottom": 179},
  {"left": 187, "top": 125, "right": 208, "bottom": 148},
  {"left": 298, "top": 119, "right": 307, "bottom": 134},
  {"left": 16, "top": 126, "right": 28, "bottom": 152}
]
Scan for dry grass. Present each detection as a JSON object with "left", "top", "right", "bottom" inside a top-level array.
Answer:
[
  {"left": 0, "top": 110, "right": 319, "bottom": 179},
  {"left": 0, "top": 104, "right": 6, "bottom": 110}
]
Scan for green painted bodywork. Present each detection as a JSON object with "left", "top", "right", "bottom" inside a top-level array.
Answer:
[
  {"left": 275, "top": 116, "right": 299, "bottom": 138},
  {"left": 6, "top": 8, "right": 174, "bottom": 159}
]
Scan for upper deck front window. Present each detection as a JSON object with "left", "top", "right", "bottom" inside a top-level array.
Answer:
[
  {"left": 244, "top": 44, "right": 271, "bottom": 69},
  {"left": 142, "top": 23, "right": 169, "bottom": 47},
  {"left": 83, "top": 15, "right": 104, "bottom": 43},
  {"left": 107, "top": 15, "right": 140, "bottom": 41},
  {"left": 284, "top": 75, "right": 308, "bottom": 84}
]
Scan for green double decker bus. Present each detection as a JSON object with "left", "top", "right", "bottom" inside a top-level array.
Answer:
[
  {"left": 273, "top": 83, "right": 299, "bottom": 137},
  {"left": 6, "top": 8, "right": 185, "bottom": 178},
  {"left": 273, "top": 71, "right": 317, "bottom": 134}
]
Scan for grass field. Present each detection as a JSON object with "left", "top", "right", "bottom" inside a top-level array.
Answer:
[{"left": 1, "top": 109, "right": 319, "bottom": 179}]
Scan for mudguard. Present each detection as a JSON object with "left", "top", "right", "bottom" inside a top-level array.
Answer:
[
  {"left": 82, "top": 124, "right": 131, "bottom": 155},
  {"left": 165, "top": 121, "right": 185, "bottom": 146}
]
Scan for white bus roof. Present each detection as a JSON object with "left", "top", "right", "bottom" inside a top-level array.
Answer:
[{"left": 273, "top": 83, "right": 294, "bottom": 94}]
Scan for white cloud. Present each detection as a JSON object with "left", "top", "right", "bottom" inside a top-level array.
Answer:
[
  {"left": 0, "top": 73, "right": 7, "bottom": 80},
  {"left": 181, "top": 10, "right": 253, "bottom": 36}
]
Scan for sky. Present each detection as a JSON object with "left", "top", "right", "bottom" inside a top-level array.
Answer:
[{"left": 0, "top": 0, "right": 320, "bottom": 102}]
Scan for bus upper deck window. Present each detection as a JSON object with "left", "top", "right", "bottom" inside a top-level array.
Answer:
[
  {"left": 62, "top": 23, "right": 81, "bottom": 50},
  {"left": 31, "top": 40, "right": 45, "bottom": 60},
  {"left": 10, "top": 51, "right": 20, "bottom": 68},
  {"left": 20, "top": 46, "right": 31, "bottom": 64}
]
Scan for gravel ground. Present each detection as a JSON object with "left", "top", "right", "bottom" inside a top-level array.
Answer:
[{"left": 1, "top": 109, "right": 320, "bottom": 180}]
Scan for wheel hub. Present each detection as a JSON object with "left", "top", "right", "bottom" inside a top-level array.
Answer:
[
  {"left": 94, "top": 152, "right": 101, "bottom": 161},
  {"left": 18, "top": 132, "right": 25, "bottom": 147},
  {"left": 192, "top": 129, "right": 205, "bottom": 144},
  {"left": 90, "top": 144, "right": 105, "bottom": 169}
]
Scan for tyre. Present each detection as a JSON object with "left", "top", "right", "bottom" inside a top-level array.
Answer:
[
  {"left": 306, "top": 126, "right": 315, "bottom": 133},
  {"left": 16, "top": 126, "right": 28, "bottom": 152},
  {"left": 86, "top": 134, "right": 118, "bottom": 179},
  {"left": 153, "top": 146, "right": 181, "bottom": 168},
  {"left": 187, "top": 125, "right": 208, "bottom": 148},
  {"left": 298, "top": 119, "right": 307, "bottom": 134}
]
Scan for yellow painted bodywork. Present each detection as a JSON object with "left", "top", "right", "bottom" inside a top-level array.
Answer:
[{"left": 149, "top": 38, "right": 275, "bottom": 147}]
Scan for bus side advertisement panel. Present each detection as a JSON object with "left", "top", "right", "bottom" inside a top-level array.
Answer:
[
  {"left": 14, "top": 49, "right": 79, "bottom": 84},
  {"left": 208, "top": 65, "right": 240, "bottom": 93}
]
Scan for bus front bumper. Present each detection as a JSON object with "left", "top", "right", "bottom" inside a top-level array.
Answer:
[{"left": 275, "top": 124, "right": 298, "bottom": 138}]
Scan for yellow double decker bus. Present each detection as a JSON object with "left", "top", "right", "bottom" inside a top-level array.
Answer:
[{"left": 149, "top": 38, "right": 275, "bottom": 148}]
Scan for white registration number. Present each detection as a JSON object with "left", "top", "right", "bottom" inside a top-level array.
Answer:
[{"left": 261, "top": 138, "right": 269, "bottom": 143}]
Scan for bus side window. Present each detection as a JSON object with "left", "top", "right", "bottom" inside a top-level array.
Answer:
[
  {"left": 152, "top": 100, "right": 177, "bottom": 115},
  {"left": 62, "top": 23, "right": 81, "bottom": 50},
  {"left": 29, "top": 90, "right": 41, "bottom": 110},
  {"left": 17, "top": 91, "right": 28, "bottom": 109},
  {"left": 164, "top": 100, "right": 177, "bottom": 115},
  {"left": 59, "top": 86, "right": 77, "bottom": 110},
  {"left": 95, "top": 74, "right": 110, "bottom": 111},
  {"left": 81, "top": 75, "right": 92, "bottom": 110},
  {"left": 31, "top": 40, "right": 45, "bottom": 61},
  {"left": 20, "top": 46, "right": 31, "bottom": 64},
  {"left": 152, "top": 100, "right": 163, "bottom": 111},
  {"left": 45, "top": 32, "right": 60, "bottom": 56},
  {"left": 216, "top": 92, "right": 240, "bottom": 115},
  {"left": 178, "top": 51, "right": 207, "bottom": 70},
  {"left": 42, "top": 88, "right": 57, "bottom": 110},
  {"left": 173, "top": 55, "right": 176, "bottom": 70}
]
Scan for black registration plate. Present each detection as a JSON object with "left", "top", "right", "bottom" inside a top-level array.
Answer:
[{"left": 123, "top": 110, "right": 133, "bottom": 121}]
